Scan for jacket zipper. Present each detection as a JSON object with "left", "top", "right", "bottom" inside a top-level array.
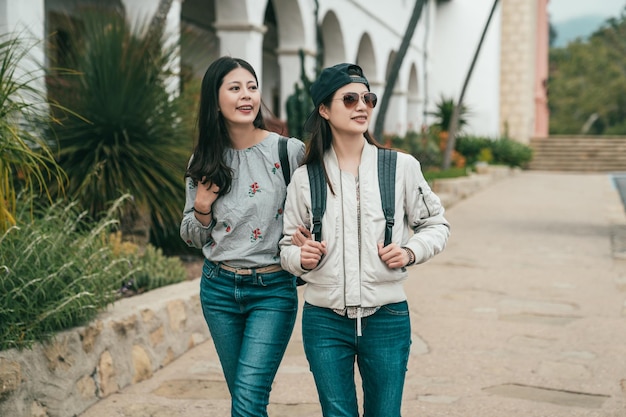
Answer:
[{"left": 418, "top": 186, "right": 432, "bottom": 217}]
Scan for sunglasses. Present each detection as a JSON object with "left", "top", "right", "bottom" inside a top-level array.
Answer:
[{"left": 334, "top": 92, "right": 378, "bottom": 109}]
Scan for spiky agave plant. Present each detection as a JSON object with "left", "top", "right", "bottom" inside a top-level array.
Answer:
[{"left": 47, "top": 6, "right": 189, "bottom": 245}]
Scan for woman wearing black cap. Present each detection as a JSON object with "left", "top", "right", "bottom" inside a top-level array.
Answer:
[
  {"left": 280, "top": 63, "right": 450, "bottom": 417},
  {"left": 180, "top": 56, "right": 305, "bottom": 417}
]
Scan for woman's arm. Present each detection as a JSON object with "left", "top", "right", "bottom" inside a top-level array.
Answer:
[
  {"left": 180, "top": 176, "right": 216, "bottom": 249},
  {"left": 403, "top": 156, "right": 451, "bottom": 264}
]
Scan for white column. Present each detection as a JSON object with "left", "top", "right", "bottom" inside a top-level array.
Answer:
[
  {"left": 122, "top": 0, "right": 158, "bottom": 23},
  {"left": 407, "top": 95, "right": 422, "bottom": 133},
  {"left": 0, "top": 0, "right": 46, "bottom": 99},
  {"left": 277, "top": 48, "right": 315, "bottom": 121},
  {"left": 214, "top": 22, "right": 266, "bottom": 83},
  {"left": 384, "top": 91, "right": 408, "bottom": 137},
  {"left": 0, "top": 0, "right": 44, "bottom": 37}
]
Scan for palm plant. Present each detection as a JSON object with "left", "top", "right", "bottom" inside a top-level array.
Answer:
[
  {"left": 0, "top": 33, "right": 66, "bottom": 233},
  {"left": 47, "top": 6, "right": 189, "bottom": 245},
  {"left": 429, "top": 96, "right": 470, "bottom": 133}
]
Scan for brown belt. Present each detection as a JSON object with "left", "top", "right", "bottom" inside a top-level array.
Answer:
[{"left": 218, "top": 263, "right": 282, "bottom": 275}]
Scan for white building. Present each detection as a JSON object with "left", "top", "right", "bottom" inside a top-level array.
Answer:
[{"left": 0, "top": 0, "right": 548, "bottom": 143}]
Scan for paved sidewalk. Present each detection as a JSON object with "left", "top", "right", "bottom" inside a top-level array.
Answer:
[{"left": 80, "top": 171, "right": 626, "bottom": 417}]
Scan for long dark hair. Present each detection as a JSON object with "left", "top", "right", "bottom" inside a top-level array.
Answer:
[
  {"left": 302, "top": 97, "right": 383, "bottom": 195},
  {"left": 186, "top": 57, "right": 266, "bottom": 195}
]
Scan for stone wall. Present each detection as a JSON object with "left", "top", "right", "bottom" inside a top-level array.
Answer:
[
  {"left": 0, "top": 279, "right": 210, "bottom": 417},
  {"left": 0, "top": 165, "right": 516, "bottom": 417},
  {"left": 433, "top": 164, "right": 518, "bottom": 208}
]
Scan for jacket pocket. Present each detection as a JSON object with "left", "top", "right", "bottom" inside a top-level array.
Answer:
[{"left": 417, "top": 182, "right": 443, "bottom": 218}]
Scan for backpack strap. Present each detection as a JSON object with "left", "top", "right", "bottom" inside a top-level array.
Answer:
[
  {"left": 307, "top": 162, "right": 326, "bottom": 242},
  {"left": 278, "top": 136, "right": 291, "bottom": 185},
  {"left": 378, "top": 149, "right": 397, "bottom": 247}
]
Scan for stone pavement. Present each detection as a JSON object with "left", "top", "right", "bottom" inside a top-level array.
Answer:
[{"left": 79, "top": 171, "right": 626, "bottom": 417}]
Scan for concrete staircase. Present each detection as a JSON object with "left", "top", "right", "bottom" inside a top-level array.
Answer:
[{"left": 529, "top": 136, "right": 626, "bottom": 172}]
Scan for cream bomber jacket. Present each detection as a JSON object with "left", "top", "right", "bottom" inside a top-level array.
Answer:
[{"left": 279, "top": 140, "right": 450, "bottom": 310}]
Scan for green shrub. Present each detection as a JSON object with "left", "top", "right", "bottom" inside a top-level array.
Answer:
[
  {"left": 490, "top": 137, "right": 533, "bottom": 168},
  {"left": 0, "top": 196, "right": 186, "bottom": 351},
  {"left": 391, "top": 130, "right": 442, "bottom": 171},
  {"left": 455, "top": 135, "right": 532, "bottom": 168},
  {"left": 0, "top": 198, "right": 126, "bottom": 350},
  {"left": 117, "top": 241, "right": 187, "bottom": 296},
  {"left": 455, "top": 136, "right": 492, "bottom": 166},
  {"left": 478, "top": 148, "right": 494, "bottom": 163}
]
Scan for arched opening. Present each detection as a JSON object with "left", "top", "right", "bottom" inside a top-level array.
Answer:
[
  {"left": 320, "top": 11, "right": 345, "bottom": 67},
  {"left": 407, "top": 63, "right": 420, "bottom": 132},
  {"left": 180, "top": 0, "right": 218, "bottom": 81}
]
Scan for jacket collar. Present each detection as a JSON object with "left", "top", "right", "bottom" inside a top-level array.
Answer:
[{"left": 324, "top": 137, "right": 375, "bottom": 173}]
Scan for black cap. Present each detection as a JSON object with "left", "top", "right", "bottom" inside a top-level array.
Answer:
[{"left": 305, "top": 63, "right": 370, "bottom": 132}]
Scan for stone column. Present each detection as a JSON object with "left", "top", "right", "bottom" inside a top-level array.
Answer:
[
  {"left": 499, "top": 0, "right": 538, "bottom": 144},
  {"left": 534, "top": 0, "right": 549, "bottom": 138}
]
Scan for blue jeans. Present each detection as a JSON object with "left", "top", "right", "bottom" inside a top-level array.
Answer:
[
  {"left": 302, "top": 301, "right": 411, "bottom": 417},
  {"left": 200, "top": 260, "right": 298, "bottom": 417}
]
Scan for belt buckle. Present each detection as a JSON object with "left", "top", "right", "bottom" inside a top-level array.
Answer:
[{"left": 235, "top": 267, "right": 252, "bottom": 275}]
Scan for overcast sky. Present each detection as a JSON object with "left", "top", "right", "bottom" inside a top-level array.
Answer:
[{"left": 548, "top": 0, "right": 625, "bottom": 22}]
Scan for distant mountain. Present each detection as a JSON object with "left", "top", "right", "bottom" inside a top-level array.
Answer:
[{"left": 552, "top": 15, "right": 609, "bottom": 48}]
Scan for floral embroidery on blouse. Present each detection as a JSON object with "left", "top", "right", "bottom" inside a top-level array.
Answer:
[
  {"left": 223, "top": 222, "right": 231, "bottom": 233},
  {"left": 272, "top": 162, "right": 281, "bottom": 175},
  {"left": 251, "top": 228, "right": 263, "bottom": 242},
  {"left": 275, "top": 207, "right": 283, "bottom": 219},
  {"left": 248, "top": 182, "right": 261, "bottom": 197}
]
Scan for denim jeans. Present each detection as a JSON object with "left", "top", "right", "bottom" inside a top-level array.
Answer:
[
  {"left": 302, "top": 301, "right": 411, "bottom": 417},
  {"left": 200, "top": 260, "right": 298, "bottom": 417}
]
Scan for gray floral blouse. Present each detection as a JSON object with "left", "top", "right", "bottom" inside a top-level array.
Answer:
[{"left": 180, "top": 132, "right": 304, "bottom": 268}]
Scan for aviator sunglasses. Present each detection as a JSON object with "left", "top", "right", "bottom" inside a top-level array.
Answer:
[{"left": 334, "top": 92, "right": 378, "bottom": 109}]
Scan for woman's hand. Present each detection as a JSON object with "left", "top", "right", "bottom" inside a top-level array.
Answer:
[
  {"left": 377, "top": 242, "right": 409, "bottom": 269},
  {"left": 193, "top": 177, "right": 220, "bottom": 224},
  {"left": 292, "top": 225, "right": 312, "bottom": 247},
  {"left": 194, "top": 177, "right": 220, "bottom": 213},
  {"left": 292, "top": 225, "right": 322, "bottom": 270},
  {"left": 300, "top": 239, "right": 327, "bottom": 270}
]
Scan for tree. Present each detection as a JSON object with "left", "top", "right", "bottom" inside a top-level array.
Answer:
[
  {"left": 148, "top": 0, "right": 174, "bottom": 41},
  {"left": 549, "top": 20, "right": 557, "bottom": 47},
  {"left": 548, "top": 7, "right": 626, "bottom": 135},
  {"left": 442, "top": 0, "right": 499, "bottom": 170},
  {"left": 373, "top": 0, "right": 427, "bottom": 141}
]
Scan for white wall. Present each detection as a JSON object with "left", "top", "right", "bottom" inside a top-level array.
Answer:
[
  {"left": 0, "top": 0, "right": 46, "bottom": 100},
  {"left": 429, "top": 0, "right": 501, "bottom": 138}
]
